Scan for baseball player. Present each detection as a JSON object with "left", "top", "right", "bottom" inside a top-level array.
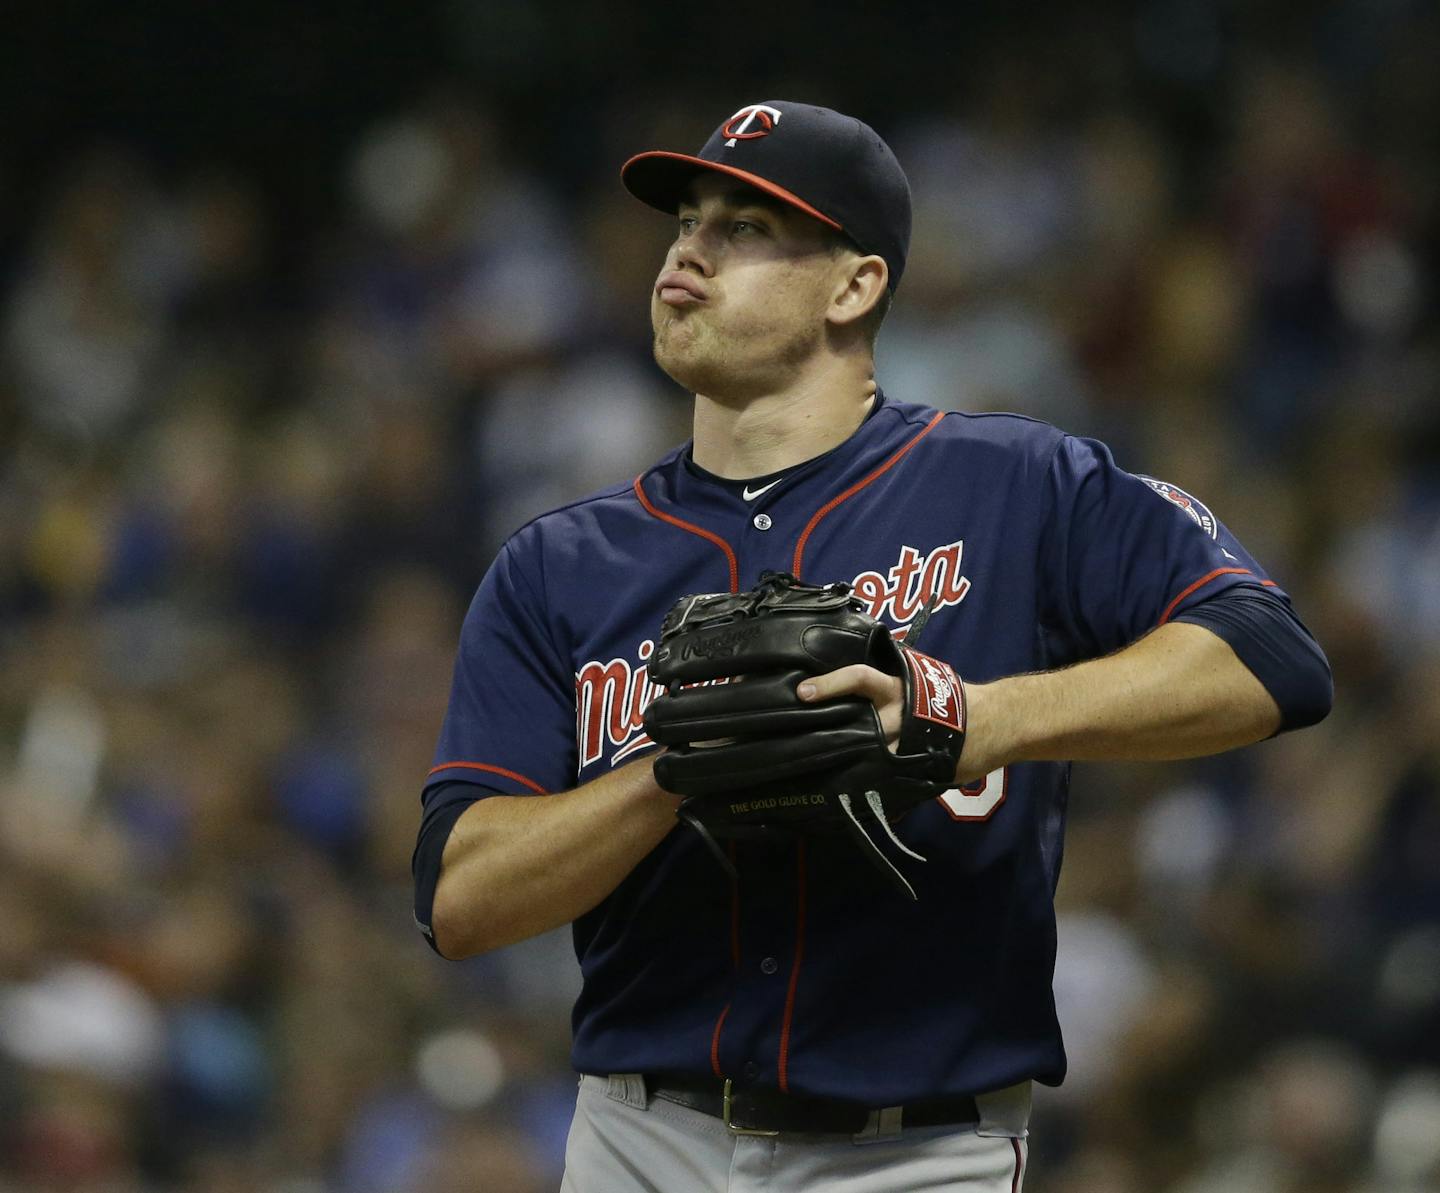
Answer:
[{"left": 412, "top": 101, "right": 1332, "bottom": 1191}]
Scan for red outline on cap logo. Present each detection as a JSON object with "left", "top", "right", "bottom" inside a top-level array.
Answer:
[{"left": 722, "top": 104, "right": 782, "bottom": 148}]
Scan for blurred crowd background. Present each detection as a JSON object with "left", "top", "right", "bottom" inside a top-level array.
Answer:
[{"left": 2, "top": 1, "right": 1439, "bottom": 1190}]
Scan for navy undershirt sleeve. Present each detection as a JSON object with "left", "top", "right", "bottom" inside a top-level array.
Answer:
[
  {"left": 1173, "top": 585, "right": 1333, "bottom": 733},
  {"left": 411, "top": 780, "right": 501, "bottom": 957}
]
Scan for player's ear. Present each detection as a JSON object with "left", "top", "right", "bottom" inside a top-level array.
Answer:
[{"left": 828, "top": 254, "right": 887, "bottom": 331}]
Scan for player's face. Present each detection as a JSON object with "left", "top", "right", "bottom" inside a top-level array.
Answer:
[{"left": 651, "top": 175, "right": 849, "bottom": 399}]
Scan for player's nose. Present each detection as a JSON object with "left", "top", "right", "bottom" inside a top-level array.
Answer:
[{"left": 672, "top": 232, "right": 715, "bottom": 277}]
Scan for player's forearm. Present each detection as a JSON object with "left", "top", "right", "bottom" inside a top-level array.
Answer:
[
  {"left": 957, "top": 621, "right": 1281, "bottom": 783},
  {"left": 430, "top": 757, "right": 679, "bottom": 958}
]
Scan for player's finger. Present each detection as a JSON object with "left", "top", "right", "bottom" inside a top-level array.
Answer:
[
  {"left": 799, "top": 665, "right": 903, "bottom": 747},
  {"left": 798, "top": 664, "right": 900, "bottom": 706}
]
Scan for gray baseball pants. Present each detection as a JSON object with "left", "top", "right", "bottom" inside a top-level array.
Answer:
[{"left": 560, "top": 1074, "right": 1029, "bottom": 1192}]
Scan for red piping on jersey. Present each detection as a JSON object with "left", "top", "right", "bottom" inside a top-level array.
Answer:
[
  {"left": 709, "top": 841, "right": 741, "bottom": 1080},
  {"left": 632, "top": 475, "right": 740, "bottom": 593},
  {"left": 777, "top": 839, "right": 808, "bottom": 1093},
  {"left": 709, "top": 1004, "right": 731, "bottom": 1079},
  {"left": 1011, "top": 1139, "right": 1024, "bottom": 1192},
  {"left": 1157, "top": 567, "right": 1279, "bottom": 625},
  {"left": 791, "top": 412, "right": 946, "bottom": 578},
  {"left": 426, "top": 761, "right": 547, "bottom": 794}
]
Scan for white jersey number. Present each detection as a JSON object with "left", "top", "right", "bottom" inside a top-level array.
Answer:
[{"left": 938, "top": 767, "right": 1008, "bottom": 821}]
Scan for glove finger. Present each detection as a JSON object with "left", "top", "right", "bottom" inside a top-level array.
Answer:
[
  {"left": 650, "top": 700, "right": 866, "bottom": 745},
  {"left": 645, "top": 670, "right": 803, "bottom": 735},
  {"left": 654, "top": 722, "right": 880, "bottom": 797},
  {"left": 644, "top": 674, "right": 869, "bottom": 744}
]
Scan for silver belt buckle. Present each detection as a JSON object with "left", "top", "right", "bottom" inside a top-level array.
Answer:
[{"left": 722, "top": 1078, "right": 781, "bottom": 1137}]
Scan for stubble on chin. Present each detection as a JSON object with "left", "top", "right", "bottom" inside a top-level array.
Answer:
[
  {"left": 652, "top": 305, "right": 717, "bottom": 394},
  {"left": 651, "top": 295, "right": 824, "bottom": 399}
]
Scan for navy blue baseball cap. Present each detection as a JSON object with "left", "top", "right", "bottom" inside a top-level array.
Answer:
[{"left": 622, "top": 100, "right": 912, "bottom": 292}]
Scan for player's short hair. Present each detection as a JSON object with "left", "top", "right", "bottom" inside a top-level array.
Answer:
[{"left": 827, "top": 231, "right": 892, "bottom": 349}]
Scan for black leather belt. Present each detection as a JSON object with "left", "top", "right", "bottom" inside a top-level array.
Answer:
[{"left": 645, "top": 1074, "right": 980, "bottom": 1137}]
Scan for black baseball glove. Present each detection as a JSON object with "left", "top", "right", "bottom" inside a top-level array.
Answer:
[{"left": 642, "top": 571, "right": 968, "bottom": 898}]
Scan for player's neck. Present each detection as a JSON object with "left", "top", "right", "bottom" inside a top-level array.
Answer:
[{"left": 690, "top": 369, "right": 878, "bottom": 480}]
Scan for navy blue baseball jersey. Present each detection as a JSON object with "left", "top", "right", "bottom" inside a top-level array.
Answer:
[{"left": 422, "top": 390, "right": 1284, "bottom": 1106}]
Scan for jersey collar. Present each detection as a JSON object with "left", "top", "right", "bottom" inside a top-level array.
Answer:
[{"left": 679, "top": 388, "right": 891, "bottom": 499}]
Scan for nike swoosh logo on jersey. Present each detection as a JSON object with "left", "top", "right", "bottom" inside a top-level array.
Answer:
[{"left": 742, "top": 478, "right": 784, "bottom": 501}]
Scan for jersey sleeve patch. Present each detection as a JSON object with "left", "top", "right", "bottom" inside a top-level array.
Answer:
[{"left": 1138, "top": 477, "right": 1219, "bottom": 539}]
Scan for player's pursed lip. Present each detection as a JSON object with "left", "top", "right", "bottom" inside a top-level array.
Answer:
[{"left": 656, "top": 270, "right": 709, "bottom": 305}]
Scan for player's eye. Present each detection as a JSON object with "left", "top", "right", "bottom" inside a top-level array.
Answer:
[
  {"left": 677, "top": 214, "right": 698, "bottom": 234},
  {"left": 731, "top": 219, "right": 764, "bottom": 236}
]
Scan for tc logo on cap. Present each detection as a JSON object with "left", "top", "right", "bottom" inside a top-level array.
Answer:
[{"left": 722, "top": 104, "right": 782, "bottom": 148}]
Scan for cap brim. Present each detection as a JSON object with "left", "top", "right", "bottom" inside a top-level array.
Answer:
[{"left": 620, "top": 151, "right": 843, "bottom": 232}]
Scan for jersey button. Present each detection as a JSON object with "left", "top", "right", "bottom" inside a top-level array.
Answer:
[
  {"left": 752, "top": 513, "right": 772, "bottom": 531},
  {"left": 760, "top": 956, "right": 779, "bottom": 975},
  {"left": 743, "top": 1061, "right": 760, "bottom": 1081}
]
